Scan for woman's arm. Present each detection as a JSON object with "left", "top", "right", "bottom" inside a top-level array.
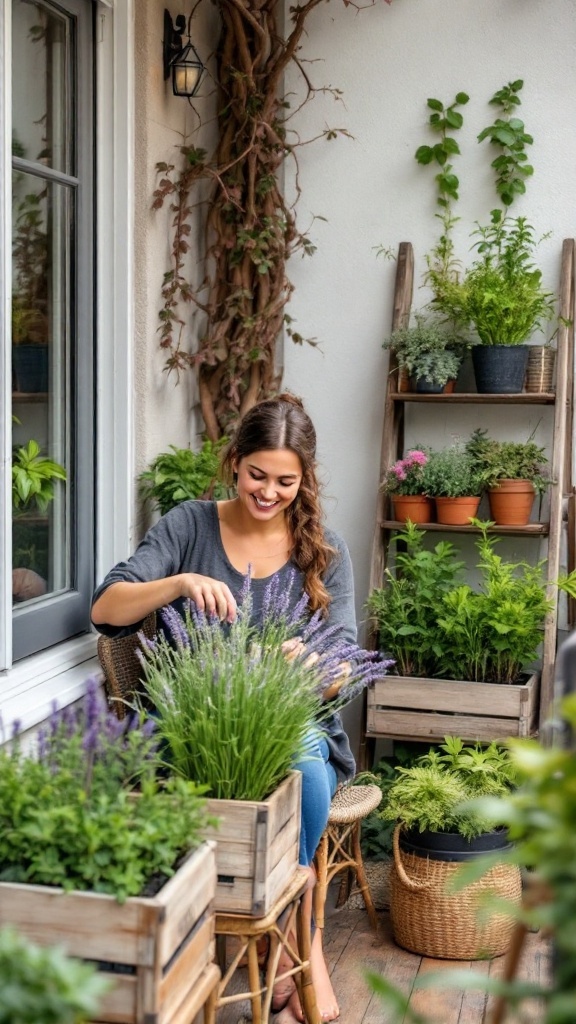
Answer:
[{"left": 91, "top": 574, "right": 236, "bottom": 626}]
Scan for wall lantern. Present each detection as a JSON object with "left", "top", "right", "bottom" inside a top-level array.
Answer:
[{"left": 163, "top": 9, "right": 205, "bottom": 98}]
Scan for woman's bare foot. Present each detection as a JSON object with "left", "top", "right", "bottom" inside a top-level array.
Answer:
[{"left": 310, "top": 928, "right": 339, "bottom": 1022}]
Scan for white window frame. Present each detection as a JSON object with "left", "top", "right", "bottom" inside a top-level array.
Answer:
[{"left": 0, "top": 0, "right": 134, "bottom": 736}]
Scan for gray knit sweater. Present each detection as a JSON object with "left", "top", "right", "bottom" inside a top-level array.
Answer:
[{"left": 92, "top": 500, "right": 357, "bottom": 782}]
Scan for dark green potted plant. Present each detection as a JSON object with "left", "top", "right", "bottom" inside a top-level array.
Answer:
[
  {"left": 11, "top": 439, "right": 67, "bottom": 596},
  {"left": 382, "top": 314, "right": 465, "bottom": 393},
  {"left": 138, "top": 437, "right": 230, "bottom": 515},
  {"left": 381, "top": 736, "right": 521, "bottom": 959},
  {"left": 466, "top": 427, "right": 550, "bottom": 525},
  {"left": 421, "top": 443, "right": 484, "bottom": 524},
  {"left": 435, "top": 211, "right": 555, "bottom": 393}
]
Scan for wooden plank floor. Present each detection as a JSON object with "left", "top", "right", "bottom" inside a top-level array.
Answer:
[
  {"left": 216, "top": 900, "right": 550, "bottom": 1024},
  {"left": 324, "top": 904, "right": 550, "bottom": 1024}
]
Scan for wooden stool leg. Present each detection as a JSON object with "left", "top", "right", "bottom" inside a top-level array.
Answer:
[
  {"left": 247, "top": 936, "right": 263, "bottom": 1024},
  {"left": 351, "top": 820, "right": 379, "bottom": 932},
  {"left": 313, "top": 833, "right": 329, "bottom": 929},
  {"left": 203, "top": 980, "right": 218, "bottom": 1024},
  {"left": 296, "top": 891, "right": 320, "bottom": 1024}
]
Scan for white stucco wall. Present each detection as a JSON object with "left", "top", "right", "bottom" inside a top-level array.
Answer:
[{"left": 281, "top": 0, "right": 576, "bottom": 644}]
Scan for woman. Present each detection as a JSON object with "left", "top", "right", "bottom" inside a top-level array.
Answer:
[{"left": 91, "top": 393, "right": 357, "bottom": 1023}]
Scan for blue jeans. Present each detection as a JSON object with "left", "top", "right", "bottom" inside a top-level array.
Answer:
[{"left": 292, "top": 729, "right": 338, "bottom": 866}]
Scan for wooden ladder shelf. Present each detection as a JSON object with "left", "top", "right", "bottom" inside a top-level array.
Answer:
[{"left": 361, "top": 239, "right": 575, "bottom": 765}]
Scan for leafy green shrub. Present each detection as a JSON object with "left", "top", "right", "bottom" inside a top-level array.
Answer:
[
  {"left": 381, "top": 736, "right": 518, "bottom": 840},
  {"left": 382, "top": 314, "right": 465, "bottom": 386},
  {"left": 422, "top": 443, "right": 484, "bottom": 498},
  {"left": 12, "top": 439, "right": 66, "bottom": 514},
  {"left": 466, "top": 427, "right": 550, "bottom": 494},
  {"left": 139, "top": 437, "right": 230, "bottom": 515},
  {"left": 367, "top": 520, "right": 576, "bottom": 684},
  {"left": 0, "top": 927, "right": 109, "bottom": 1024},
  {"left": 0, "top": 680, "right": 212, "bottom": 901},
  {"left": 355, "top": 744, "right": 426, "bottom": 860}
]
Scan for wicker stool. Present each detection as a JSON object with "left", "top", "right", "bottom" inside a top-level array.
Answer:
[
  {"left": 215, "top": 867, "right": 319, "bottom": 1024},
  {"left": 314, "top": 783, "right": 382, "bottom": 931}
]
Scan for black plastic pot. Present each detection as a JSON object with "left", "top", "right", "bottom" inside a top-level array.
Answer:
[
  {"left": 399, "top": 826, "right": 513, "bottom": 862},
  {"left": 413, "top": 377, "right": 444, "bottom": 393},
  {"left": 472, "top": 344, "right": 529, "bottom": 394}
]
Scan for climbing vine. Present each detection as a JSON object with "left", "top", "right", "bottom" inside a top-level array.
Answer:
[{"left": 153, "top": 0, "right": 392, "bottom": 440}]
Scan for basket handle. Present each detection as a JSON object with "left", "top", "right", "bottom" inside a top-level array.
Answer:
[{"left": 392, "top": 825, "right": 434, "bottom": 892}]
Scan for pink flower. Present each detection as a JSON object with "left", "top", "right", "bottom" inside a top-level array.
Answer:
[{"left": 406, "top": 449, "right": 428, "bottom": 467}]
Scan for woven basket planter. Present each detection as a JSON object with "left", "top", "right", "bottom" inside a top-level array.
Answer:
[{"left": 390, "top": 825, "right": 522, "bottom": 960}]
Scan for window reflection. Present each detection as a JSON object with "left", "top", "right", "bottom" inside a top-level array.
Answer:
[{"left": 11, "top": 0, "right": 72, "bottom": 608}]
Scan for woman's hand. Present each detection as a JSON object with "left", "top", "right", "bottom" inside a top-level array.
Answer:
[
  {"left": 281, "top": 638, "right": 351, "bottom": 699},
  {"left": 178, "top": 573, "right": 237, "bottom": 622},
  {"left": 322, "top": 661, "right": 352, "bottom": 700}
]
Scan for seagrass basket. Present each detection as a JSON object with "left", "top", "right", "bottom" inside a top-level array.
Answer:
[
  {"left": 525, "top": 345, "right": 556, "bottom": 393},
  {"left": 390, "top": 826, "right": 522, "bottom": 960}
]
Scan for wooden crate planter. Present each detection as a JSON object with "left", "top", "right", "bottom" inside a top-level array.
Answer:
[
  {"left": 205, "top": 769, "right": 301, "bottom": 917},
  {"left": 367, "top": 672, "right": 540, "bottom": 742},
  {"left": 0, "top": 840, "right": 217, "bottom": 1024}
]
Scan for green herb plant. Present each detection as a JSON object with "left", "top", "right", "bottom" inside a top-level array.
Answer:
[
  {"left": 422, "top": 443, "right": 483, "bottom": 498},
  {"left": 12, "top": 439, "right": 66, "bottom": 515},
  {"left": 414, "top": 91, "right": 469, "bottom": 310},
  {"left": 382, "top": 314, "right": 465, "bottom": 387},
  {"left": 477, "top": 79, "right": 534, "bottom": 209},
  {"left": 139, "top": 437, "right": 230, "bottom": 516},
  {"left": 140, "top": 577, "right": 388, "bottom": 801},
  {"left": 466, "top": 427, "right": 550, "bottom": 494},
  {"left": 366, "top": 521, "right": 464, "bottom": 678},
  {"left": 367, "top": 520, "right": 576, "bottom": 684},
  {"left": 0, "top": 926, "right": 110, "bottom": 1024},
  {"left": 355, "top": 744, "right": 427, "bottom": 861},
  {"left": 0, "top": 680, "right": 212, "bottom": 901},
  {"left": 381, "top": 735, "right": 517, "bottom": 840}
]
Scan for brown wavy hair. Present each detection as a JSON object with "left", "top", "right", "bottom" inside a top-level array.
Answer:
[{"left": 220, "top": 393, "right": 337, "bottom": 615}]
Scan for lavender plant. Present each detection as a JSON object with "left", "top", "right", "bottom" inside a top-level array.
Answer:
[
  {"left": 138, "top": 572, "right": 391, "bottom": 802},
  {"left": 0, "top": 680, "right": 212, "bottom": 901}
]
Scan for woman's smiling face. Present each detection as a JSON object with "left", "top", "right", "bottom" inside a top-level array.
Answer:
[{"left": 234, "top": 448, "right": 303, "bottom": 521}]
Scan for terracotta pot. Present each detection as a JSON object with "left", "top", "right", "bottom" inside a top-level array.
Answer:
[
  {"left": 392, "top": 495, "right": 434, "bottom": 525},
  {"left": 434, "top": 496, "right": 481, "bottom": 526},
  {"left": 488, "top": 479, "right": 536, "bottom": 526}
]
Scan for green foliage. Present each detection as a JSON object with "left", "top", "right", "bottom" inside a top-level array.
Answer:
[
  {"left": 367, "top": 521, "right": 576, "bottom": 684},
  {"left": 366, "top": 521, "right": 464, "bottom": 678},
  {"left": 466, "top": 427, "right": 550, "bottom": 494},
  {"left": 380, "top": 449, "right": 429, "bottom": 497},
  {"left": 0, "top": 927, "right": 110, "bottom": 1024},
  {"left": 422, "top": 443, "right": 483, "bottom": 498},
  {"left": 435, "top": 211, "right": 556, "bottom": 345},
  {"left": 0, "top": 683, "right": 212, "bottom": 901},
  {"left": 477, "top": 80, "right": 534, "bottom": 208},
  {"left": 139, "top": 438, "right": 229, "bottom": 515},
  {"left": 355, "top": 744, "right": 425, "bottom": 860},
  {"left": 383, "top": 313, "right": 465, "bottom": 385},
  {"left": 381, "top": 736, "right": 517, "bottom": 840},
  {"left": 12, "top": 439, "right": 66, "bottom": 515},
  {"left": 140, "top": 601, "right": 325, "bottom": 802},
  {"left": 414, "top": 92, "right": 469, "bottom": 208}
]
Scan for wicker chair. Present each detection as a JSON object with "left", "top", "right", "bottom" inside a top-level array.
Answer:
[
  {"left": 313, "top": 783, "right": 383, "bottom": 932},
  {"left": 96, "top": 613, "right": 156, "bottom": 719}
]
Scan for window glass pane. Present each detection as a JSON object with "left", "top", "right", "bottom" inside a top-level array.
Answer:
[
  {"left": 12, "top": 173, "right": 71, "bottom": 607},
  {"left": 12, "top": 1, "right": 71, "bottom": 175}
]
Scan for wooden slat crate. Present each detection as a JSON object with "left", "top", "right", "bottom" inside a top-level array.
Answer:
[
  {"left": 0, "top": 840, "right": 217, "bottom": 1024},
  {"left": 367, "top": 672, "right": 540, "bottom": 742},
  {"left": 205, "top": 770, "right": 301, "bottom": 916}
]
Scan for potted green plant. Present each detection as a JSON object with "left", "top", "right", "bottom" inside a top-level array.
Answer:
[
  {"left": 0, "top": 680, "right": 218, "bottom": 1023},
  {"left": 382, "top": 314, "right": 465, "bottom": 393},
  {"left": 138, "top": 437, "right": 230, "bottom": 515},
  {"left": 466, "top": 427, "right": 549, "bottom": 525},
  {"left": 435, "top": 211, "right": 556, "bottom": 393},
  {"left": 380, "top": 448, "right": 433, "bottom": 524},
  {"left": 12, "top": 438, "right": 66, "bottom": 516},
  {"left": 138, "top": 574, "right": 390, "bottom": 914},
  {"left": 381, "top": 736, "right": 521, "bottom": 960},
  {"left": 421, "top": 443, "right": 484, "bottom": 524},
  {"left": 365, "top": 521, "right": 576, "bottom": 739}
]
